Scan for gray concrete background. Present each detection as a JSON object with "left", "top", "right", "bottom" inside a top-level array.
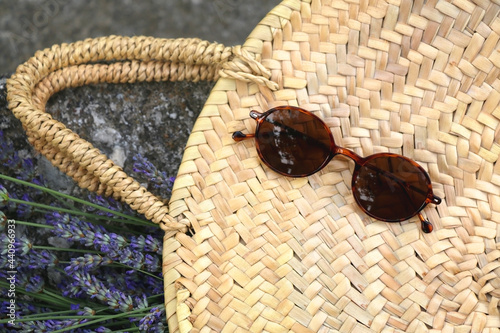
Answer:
[
  {"left": 1, "top": 0, "right": 279, "bottom": 73},
  {"left": 0, "top": 0, "right": 280, "bottom": 198}
]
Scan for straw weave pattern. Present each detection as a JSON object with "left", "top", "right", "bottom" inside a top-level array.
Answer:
[{"left": 166, "top": 0, "right": 500, "bottom": 332}]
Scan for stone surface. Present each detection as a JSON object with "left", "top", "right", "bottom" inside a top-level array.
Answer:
[
  {"left": 1, "top": 75, "right": 214, "bottom": 198},
  {"left": 0, "top": 0, "right": 279, "bottom": 198},
  {"left": 1, "top": 0, "right": 279, "bottom": 74}
]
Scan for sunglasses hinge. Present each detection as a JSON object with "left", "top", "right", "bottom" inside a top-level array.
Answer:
[
  {"left": 431, "top": 195, "right": 442, "bottom": 205},
  {"left": 249, "top": 110, "right": 263, "bottom": 119}
]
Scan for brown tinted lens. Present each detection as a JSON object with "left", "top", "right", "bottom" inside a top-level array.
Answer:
[
  {"left": 352, "top": 155, "right": 430, "bottom": 221},
  {"left": 256, "top": 108, "right": 332, "bottom": 176}
]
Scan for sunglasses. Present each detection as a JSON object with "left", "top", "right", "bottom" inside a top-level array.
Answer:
[{"left": 233, "top": 106, "right": 441, "bottom": 233}]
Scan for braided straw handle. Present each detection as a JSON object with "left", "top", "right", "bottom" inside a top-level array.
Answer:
[{"left": 6, "top": 35, "right": 276, "bottom": 237}]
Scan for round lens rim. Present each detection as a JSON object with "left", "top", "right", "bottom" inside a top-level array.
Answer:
[
  {"left": 351, "top": 153, "right": 434, "bottom": 222},
  {"left": 254, "top": 106, "right": 336, "bottom": 177}
]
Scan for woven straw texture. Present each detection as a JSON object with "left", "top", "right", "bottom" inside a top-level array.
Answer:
[{"left": 165, "top": 0, "right": 500, "bottom": 332}]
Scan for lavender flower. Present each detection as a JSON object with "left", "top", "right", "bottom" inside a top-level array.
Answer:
[
  {"left": 0, "top": 233, "right": 11, "bottom": 258},
  {"left": 100, "top": 268, "right": 141, "bottom": 295},
  {"left": 144, "top": 235, "right": 163, "bottom": 255},
  {"left": 130, "top": 234, "right": 162, "bottom": 254},
  {"left": 65, "top": 254, "right": 113, "bottom": 274},
  {"left": 19, "top": 158, "right": 37, "bottom": 182},
  {"left": 16, "top": 193, "right": 34, "bottom": 219},
  {"left": 117, "top": 247, "right": 145, "bottom": 270},
  {"left": 139, "top": 306, "right": 166, "bottom": 333},
  {"left": 93, "top": 232, "right": 128, "bottom": 254},
  {"left": 77, "top": 306, "right": 95, "bottom": 316},
  {"left": 19, "top": 248, "right": 59, "bottom": 269},
  {"left": 134, "top": 294, "right": 148, "bottom": 310},
  {"left": 144, "top": 274, "right": 164, "bottom": 295},
  {"left": 25, "top": 275, "right": 45, "bottom": 293},
  {"left": 130, "top": 234, "right": 147, "bottom": 251},
  {"left": 10, "top": 301, "right": 51, "bottom": 315},
  {"left": 143, "top": 234, "right": 162, "bottom": 253},
  {"left": 68, "top": 272, "right": 136, "bottom": 312},
  {"left": 46, "top": 212, "right": 107, "bottom": 247},
  {"left": 144, "top": 253, "right": 160, "bottom": 272},
  {"left": 46, "top": 212, "right": 162, "bottom": 273},
  {"left": 1, "top": 300, "right": 21, "bottom": 320},
  {"left": 86, "top": 194, "right": 136, "bottom": 217},
  {"left": 61, "top": 264, "right": 163, "bottom": 308},
  {"left": 1, "top": 129, "right": 168, "bottom": 331},
  {"left": 19, "top": 318, "right": 88, "bottom": 332},
  {"left": 0, "top": 131, "right": 44, "bottom": 185},
  {"left": 0, "top": 299, "right": 89, "bottom": 332},
  {"left": 133, "top": 153, "right": 175, "bottom": 198},
  {"left": 14, "top": 235, "right": 32, "bottom": 255},
  {"left": 9, "top": 268, "right": 45, "bottom": 293}
]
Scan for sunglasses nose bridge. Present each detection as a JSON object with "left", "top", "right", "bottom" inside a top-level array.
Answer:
[{"left": 333, "top": 146, "right": 364, "bottom": 165}]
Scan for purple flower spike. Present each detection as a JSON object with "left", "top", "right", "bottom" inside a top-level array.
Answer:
[
  {"left": 129, "top": 234, "right": 162, "bottom": 254},
  {"left": 15, "top": 236, "right": 32, "bottom": 256},
  {"left": 77, "top": 306, "right": 95, "bottom": 316},
  {"left": 132, "top": 154, "right": 175, "bottom": 198},
  {"left": 18, "top": 318, "right": 88, "bottom": 332},
  {"left": 93, "top": 231, "right": 127, "bottom": 254},
  {"left": 25, "top": 275, "right": 45, "bottom": 293},
  {"left": 48, "top": 212, "right": 107, "bottom": 247},
  {"left": 134, "top": 294, "right": 148, "bottom": 310},
  {"left": 67, "top": 272, "right": 140, "bottom": 312},
  {"left": 144, "top": 254, "right": 160, "bottom": 272},
  {"left": 130, "top": 235, "right": 146, "bottom": 250},
  {"left": 118, "top": 247, "right": 145, "bottom": 270},
  {"left": 144, "top": 234, "right": 162, "bottom": 253},
  {"left": 107, "top": 290, "right": 134, "bottom": 312},
  {"left": 65, "top": 254, "right": 113, "bottom": 274},
  {"left": 139, "top": 306, "right": 166, "bottom": 332},
  {"left": 20, "top": 249, "right": 59, "bottom": 269},
  {"left": 0, "top": 234, "right": 9, "bottom": 261},
  {"left": 16, "top": 194, "right": 34, "bottom": 218}
]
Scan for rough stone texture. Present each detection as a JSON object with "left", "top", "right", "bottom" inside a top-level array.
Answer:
[
  {"left": 1, "top": 75, "right": 217, "bottom": 197},
  {"left": 1, "top": 78, "right": 214, "bottom": 196},
  {"left": 0, "top": 0, "right": 279, "bottom": 198}
]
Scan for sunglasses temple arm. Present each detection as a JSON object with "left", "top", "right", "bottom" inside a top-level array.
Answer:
[
  {"left": 232, "top": 131, "right": 255, "bottom": 142},
  {"left": 418, "top": 213, "right": 433, "bottom": 233}
]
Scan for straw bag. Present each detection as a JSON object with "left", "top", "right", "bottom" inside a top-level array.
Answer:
[{"left": 7, "top": 0, "right": 500, "bottom": 332}]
